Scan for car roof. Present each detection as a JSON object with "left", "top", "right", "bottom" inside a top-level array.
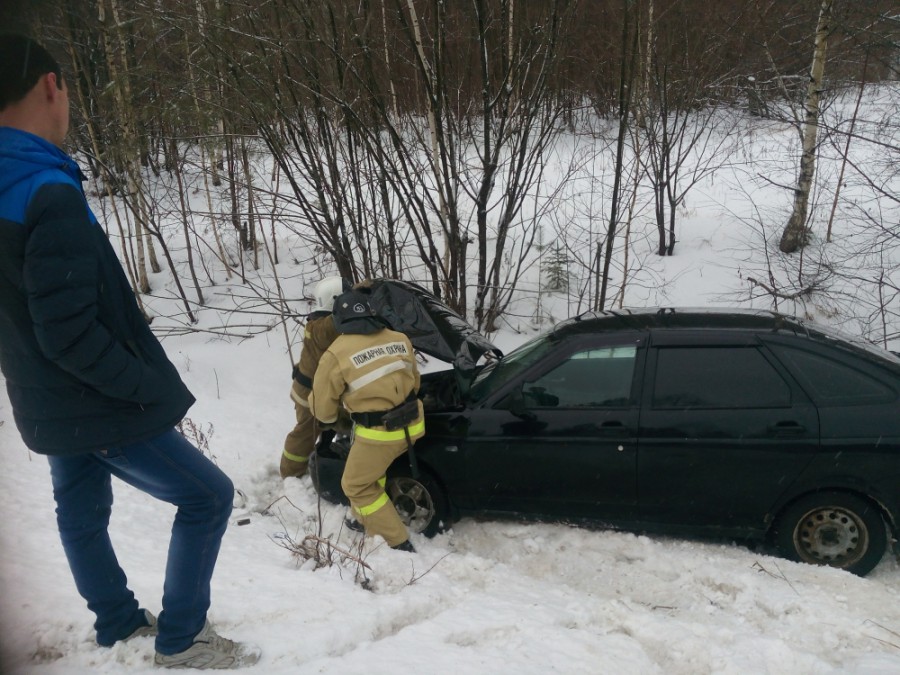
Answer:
[
  {"left": 555, "top": 307, "right": 803, "bottom": 334},
  {"left": 551, "top": 307, "right": 900, "bottom": 368}
]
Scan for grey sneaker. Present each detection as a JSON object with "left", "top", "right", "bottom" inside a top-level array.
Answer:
[
  {"left": 125, "top": 609, "right": 158, "bottom": 641},
  {"left": 154, "top": 621, "right": 260, "bottom": 670}
]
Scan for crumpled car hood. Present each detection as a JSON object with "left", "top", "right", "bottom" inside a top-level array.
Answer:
[{"left": 366, "top": 279, "right": 502, "bottom": 389}]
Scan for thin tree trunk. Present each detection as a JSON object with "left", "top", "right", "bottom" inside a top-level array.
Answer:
[
  {"left": 240, "top": 138, "right": 259, "bottom": 269},
  {"left": 200, "top": 143, "right": 232, "bottom": 279},
  {"left": 599, "top": 0, "right": 638, "bottom": 311},
  {"left": 270, "top": 154, "right": 280, "bottom": 266},
  {"left": 403, "top": 0, "right": 450, "bottom": 296},
  {"left": 98, "top": 0, "right": 160, "bottom": 290},
  {"left": 780, "top": 0, "right": 833, "bottom": 254},
  {"left": 826, "top": 50, "right": 868, "bottom": 243},
  {"left": 382, "top": 0, "right": 400, "bottom": 119},
  {"left": 616, "top": 125, "right": 642, "bottom": 308},
  {"left": 109, "top": 0, "right": 160, "bottom": 276},
  {"left": 636, "top": 0, "right": 653, "bottom": 130},
  {"left": 225, "top": 132, "right": 247, "bottom": 282},
  {"left": 173, "top": 139, "right": 205, "bottom": 306}
]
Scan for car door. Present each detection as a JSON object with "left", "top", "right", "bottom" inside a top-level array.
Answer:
[
  {"left": 763, "top": 336, "right": 900, "bottom": 503},
  {"left": 637, "top": 330, "right": 819, "bottom": 533},
  {"left": 459, "top": 332, "right": 646, "bottom": 520}
]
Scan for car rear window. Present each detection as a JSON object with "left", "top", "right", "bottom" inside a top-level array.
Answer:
[
  {"left": 652, "top": 346, "right": 791, "bottom": 409},
  {"left": 802, "top": 321, "right": 900, "bottom": 367},
  {"left": 767, "top": 344, "right": 897, "bottom": 406}
]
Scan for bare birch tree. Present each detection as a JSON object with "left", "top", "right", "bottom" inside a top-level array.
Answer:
[{"left": 780, "top": 0, "right": 834, "bottom": 254}]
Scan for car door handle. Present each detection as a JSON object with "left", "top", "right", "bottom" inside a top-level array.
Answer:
[
  {"left": 768, "top": 420, "right": 806, "bottom": 436},
  {"left": 599, "top": 420, "right": 627, "bottom": 435}
]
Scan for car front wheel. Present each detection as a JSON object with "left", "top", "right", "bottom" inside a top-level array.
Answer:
[
  {"left": 772, "top": 491, "right": 888, "bottom": 576},
  {"left": 385, "top": 468, "right": 450, "bottom": 538}
]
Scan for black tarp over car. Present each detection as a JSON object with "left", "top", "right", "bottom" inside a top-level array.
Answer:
[{"left": 366, "top": 279, "right": 501, "bottom": 390}]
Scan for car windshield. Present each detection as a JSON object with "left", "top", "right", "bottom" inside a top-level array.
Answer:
[{"left": 468, "top": 333, "right": 558, "bottom": 402}]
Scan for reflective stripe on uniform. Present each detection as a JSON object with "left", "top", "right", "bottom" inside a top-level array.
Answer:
[
  {"left": 290, "top": 389, "right": 310, "bottom": 407},
  {"left": 355, "top": 491, "right": 391, "bottom": 517},
  {"left": 282, "top": 449, "right": 309, "bottom": 463},
  {"left": 354, "top": 418, "right": 425, "bottom": 442},
  {"left": 346, "top": 360, "right": 412, "bottom": 393}
]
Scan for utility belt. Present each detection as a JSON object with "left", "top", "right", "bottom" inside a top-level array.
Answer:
[
  {"left": 351, "top": 392, "right": 419, "bottom": 430},
  {"left": 292, "top": 365, "right": 313, "bottom": 389}
]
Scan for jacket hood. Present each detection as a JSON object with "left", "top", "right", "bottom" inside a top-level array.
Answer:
[
  {"left": 365, "top": 279, "right": 502, "bottom": 391},
  {"left": 0, "top": 127, "right": 81, "bottom": 198}
]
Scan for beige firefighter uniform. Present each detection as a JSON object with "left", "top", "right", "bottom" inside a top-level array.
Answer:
[
  {"left": 310, "top": 328, "right": 424, "bottom": 548},
  {"left": 280, "top": 312, "right": 340, "bottom": 478}
]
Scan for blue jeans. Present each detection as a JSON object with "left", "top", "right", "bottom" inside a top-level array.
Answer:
[{"left": 47, "top": 429, "right": 234, "bottom": 654}]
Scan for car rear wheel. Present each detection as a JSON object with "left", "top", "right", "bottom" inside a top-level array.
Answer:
[
  {"left": 385, "top": 468, "right": 449, "bottom": 538},
  {"left": 772, "top": 491, "right": 888, "bottom": 576}
]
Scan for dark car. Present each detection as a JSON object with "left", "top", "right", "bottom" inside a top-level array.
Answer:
[{"left": 311, "top": 297, "right": 900, "bottom": 576}]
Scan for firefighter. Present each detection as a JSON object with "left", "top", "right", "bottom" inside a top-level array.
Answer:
[
  {"left": 279, "top": 276, "right": 349, "bottom": 479},
  {"left": 309, "top": 290, "right": 424, "bottom": 551}
]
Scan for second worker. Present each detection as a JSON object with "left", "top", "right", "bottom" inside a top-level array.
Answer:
[{"left": 309, "top": 289, "right": 424, "bottom": 552}]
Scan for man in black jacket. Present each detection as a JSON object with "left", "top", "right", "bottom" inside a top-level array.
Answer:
[{"left": 0, "top": 35, "right": 258, "bottom": 669}]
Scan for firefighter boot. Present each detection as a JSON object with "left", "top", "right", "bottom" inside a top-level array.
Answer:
[
  {"left": 392, "top": 539, "right": 416, "bottom": 553},
  {"left": 279, "top": 451, "right": 309, "bottom": 479}
]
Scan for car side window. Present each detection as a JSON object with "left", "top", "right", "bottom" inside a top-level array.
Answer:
[
  {"left": 652, "top": 346, "right": 791, "bottom": 409},
  {"left": 767, "top": 344, "right": 896, "bottom": 406},
  {"left": 521, "top": 346, "right": 637, "bottom": 408}
]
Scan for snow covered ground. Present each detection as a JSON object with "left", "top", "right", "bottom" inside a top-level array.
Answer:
[{"left": 2, "top": 92, "right": 900, "bottom": 673}]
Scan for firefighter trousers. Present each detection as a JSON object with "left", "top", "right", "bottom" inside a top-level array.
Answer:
[
  {"left": 281, "top": 383, "right": 317, "bottom": 478},
  {"left": 341, "top": 433, "right": 411, "bottom": 547}
]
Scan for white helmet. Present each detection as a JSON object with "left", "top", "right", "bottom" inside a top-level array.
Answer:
[{"left": 311, "top": 276, "right": 350, "bottom": 313}]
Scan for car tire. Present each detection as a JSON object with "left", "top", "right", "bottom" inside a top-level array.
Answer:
[
  {"left": 385, "top": 467, "right": 450, "bottom": 538},
  {"left": 772, "top": 491, "right": 888, "bottom": 576}
]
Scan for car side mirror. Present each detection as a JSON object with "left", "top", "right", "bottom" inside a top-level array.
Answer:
[{"left": 504, "top": 388, "right": 536, "bottom": 421}]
